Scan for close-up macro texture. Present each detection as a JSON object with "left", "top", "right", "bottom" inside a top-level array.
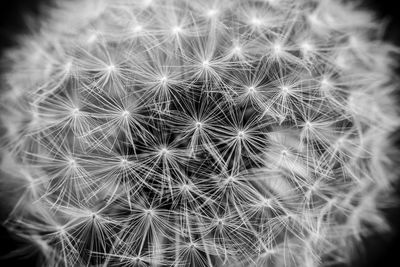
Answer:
[{"left": 0, "top": 0, "right": 399, "bottom": 266}]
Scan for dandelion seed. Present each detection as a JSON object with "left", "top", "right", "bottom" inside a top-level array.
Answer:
[
  {"left": 120, "top": 110, "right": 130, "bottom": 118},
  {"left": 273, "top": 43, "right": 282, "bottom": 55},
  {"left": 71, "top": 107, "right": 80, "bottom": 117},
  {"left": 106, "top": 64, "right": 115, "bottom": 73},
  {"left": 86, "top": 33, "right": 98, "bottom": 44},
  {"left": 300, "top": 41, "right": 313, "bottom": 56},
  {"left": 172, "top": 26, "right": 183, "bottom": 35},
  {"left": 250, "top": 17, "right": 262, "bottom": 27},
  {"left": 237, "top": 130, "right": 246, "bottom": 139},
  {"left": 206, "top": 9, "right": 219, "bottom": 18},
  {"left": 133, "top": 25, "right": 143, "bottom": 32}
]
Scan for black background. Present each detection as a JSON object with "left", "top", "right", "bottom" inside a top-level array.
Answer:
[{"left": 0, "top": 0, "right": 399, "bottom": 266}]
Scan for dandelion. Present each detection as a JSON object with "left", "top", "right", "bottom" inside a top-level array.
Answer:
[{"left": 0, "top": 0, "right": 399, "bottom": 266}]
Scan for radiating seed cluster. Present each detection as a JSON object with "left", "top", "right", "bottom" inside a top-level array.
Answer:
[{"left": 0, "top": 0, "right": 399, "bottom": 266}]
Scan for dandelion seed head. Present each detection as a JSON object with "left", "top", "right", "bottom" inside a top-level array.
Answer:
[{"left": 1, "top": 0, "right": 399, "bottom": 266}]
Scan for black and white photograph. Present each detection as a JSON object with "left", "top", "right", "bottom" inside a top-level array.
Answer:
[{"left": 1, "top": 0, "right": 399, "bottom": 266}]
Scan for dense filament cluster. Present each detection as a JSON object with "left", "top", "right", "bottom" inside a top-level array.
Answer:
[{"left": 0, "top": 0, "right": 399, "bottom": 266}]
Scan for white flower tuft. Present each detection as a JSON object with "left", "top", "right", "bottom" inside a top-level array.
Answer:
[{"left": 1, "top": 0, "right": 399, "bottom": 266}]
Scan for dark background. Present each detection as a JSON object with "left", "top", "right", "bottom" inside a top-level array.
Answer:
[{"left": 0, "top": 0, "right": 399, "bottom": 266}]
